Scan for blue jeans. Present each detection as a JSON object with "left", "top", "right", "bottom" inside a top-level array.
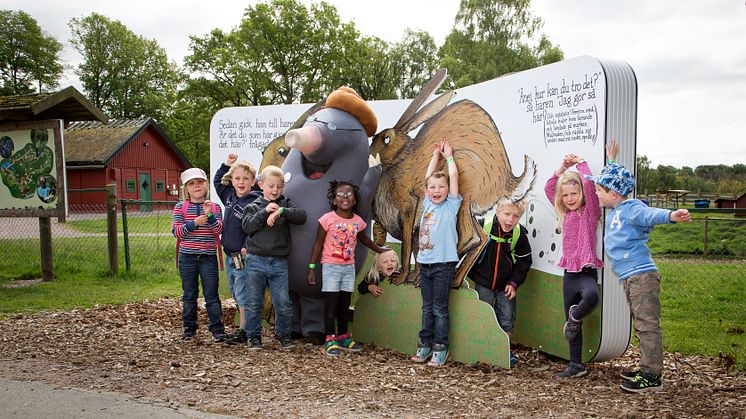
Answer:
[
  {"left": 226, "top": 254, "right": 250, "bottom": 308},
  {"left": 474, "top": 283, "right": 516, "bottom": 333},
  {"left": 178, "top": 252, "right": 224, "bottom": 333},
  {"left": 245, "top": 254, "right": 293, "bottom": 338},
  {"left": 418, "top": 262, "right": 456, "bottom": 348}
]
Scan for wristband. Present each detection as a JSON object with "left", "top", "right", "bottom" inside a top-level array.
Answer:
[
  {"left": 279, "top": 207, "right": 284, "bottom": 215},
  {"left": 308, "top": 263, "right": 316, "bottom": 269},
  {"left": 577, "top": 158, "right": 585, "bottom": 164},
  {"left": 206, "top": 211, "right": 213, "bottom": 217},
  {"left": 446, "top": 157, "right": 455, "bottom": 163},
  {"left": 608, "top": 159, "right": 616, "bottom": 164}
]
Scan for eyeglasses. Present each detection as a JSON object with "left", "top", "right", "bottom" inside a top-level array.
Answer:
[
  {"left": 335, "top": 191, "right": 353, "bottom": 198},
  {"left": 307, "top": 115, "right": 362, "bottom": 132}
]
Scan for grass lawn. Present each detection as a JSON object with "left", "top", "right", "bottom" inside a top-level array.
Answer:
[
  {"left": 0, "top": 237, "right": 182, "bottom": 317},
  {"left": 658, "top": 259, "right": 746, "bottom": 369},
  {"left": 67, "top": 213, "right": 174, "bottom": 234},
  {"left": 648, "top": 214, "right": 746, "bottom": 257}
]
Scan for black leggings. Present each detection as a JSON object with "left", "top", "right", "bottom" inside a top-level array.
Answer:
[
  {"left": 323, "top": 291, "right": 352, "bottom": 336},
  {"left": 564, "top": 269, "right": 599, "bottom": 364}
]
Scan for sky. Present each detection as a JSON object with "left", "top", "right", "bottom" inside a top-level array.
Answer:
[{"left": 7, "top": 0, "right": 746, "bottom": 168}]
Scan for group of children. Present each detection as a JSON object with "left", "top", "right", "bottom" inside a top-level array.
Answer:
[{"left": 172, "top": 138, "right": 690, "bottom": 393}]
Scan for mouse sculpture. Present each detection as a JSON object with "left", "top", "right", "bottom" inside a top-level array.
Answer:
[{"left": 278, "top": 87, "right": 380, "bottom": 344}]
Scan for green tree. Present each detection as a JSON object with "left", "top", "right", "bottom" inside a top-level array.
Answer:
[
  {"left": 390, "top": 29, "right": 441, "bottom": 98},
  {"left": 69, "top": 13, "right": 182, "bottom": 120},
  {"left": 336, "top": 35, "right": 400, "bottom": 100},
  {"left": 0, "top": 10, "right": 63, "bottom": 95},
  {"left": 439, "top": 0, "right": 563, "bottom": 88},
  {"left": 636, "top": 155, "right": 655, "bottom": 195},
  {"left": 185, "top": 28, "right": 273, "bottom": 107}
]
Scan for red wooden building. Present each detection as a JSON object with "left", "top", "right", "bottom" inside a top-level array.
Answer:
[
  {"left": 64, "top": 118, "right": 191, "bottom": 209},
  {"left": 715, "top": 192, "right": 746, "bottom": 213}
]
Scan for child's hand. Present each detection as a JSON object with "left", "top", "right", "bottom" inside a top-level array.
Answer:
[
  {"left": 203, "top": 201, "right": 214, "bottom": 216},
  {"left": 241, "top": 247, "right": 247, "bottom": 257},
  {"left": 368, "top": 284, "right": 384, "bottom": 296},
  {"left": 193, "top": 214, "right": 208, "bottom": 226},
  {"left": 307, "top": 269, "right": 316, "bottom": 286},
  {"left": 265, "top": 203, "right": 280, "bottom": 213},
  {"left": 432, "top": 142, "right": 442, "bottom": 158},
  {"left": 226, "top": 154, "right": 238, "bottom": 165},
  {"left": 606, "top": 139, "right": 619, "bottom": 162},
  {"left": 267, "top": 210, "right": 281, "bottom": 227},
  {"left": 441, "top": 140, "right": 453, "bottom": 158},
  {"left": 670, "top": 209, "right": 692, "bottom": 223},
  {"left": 504, "top": 284, "right": 516, "bottom": 300}
]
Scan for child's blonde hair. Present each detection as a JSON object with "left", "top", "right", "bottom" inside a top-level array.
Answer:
[
  {"left": 496, "top": 197, "right": 527, "bottom": 215},
  {"left": 553, "top": 171, "right": 584, "bottom": 226},
  {"left": 260, "top": 165, "right": 284, "bottom": 182},
  {"left": 221, "top": 160, "right": 257, "bottom": 186},
  {"left": 425, "top": 171, "right": 449, "bottom": 186},
  {"left": 365, "top": 249, "right": 400, "bottom": 284}
]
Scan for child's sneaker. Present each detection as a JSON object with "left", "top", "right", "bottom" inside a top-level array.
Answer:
[
  {"left": 276, "top": 335, "right": 296, "bottom": 349},
  {"left": 336, "top": 332, "right": 362, "bottom": 352},
  {"left": 563, "top": 304, "right": 581, "bottom": 340},
  {"left": 556, "top": 362, "right": 588, "bottom": 378},
  {"left": 621, "top": 371, "right": 663, "bottom": 393},
  {"left": 212, "top": 332, "right": 227, "bottom": 343},
  {"left": 181, "top": 328, "right": 196, "bottom": 340},
  {"left": 324, "top": 335, "right": 340, "bottom": 357},
  {"left": 225, "top": 329, "right": 248, "bottom": 345},
  {"left": 620, "top": 369, "right": 641, "bottom": 382},
  {"left": 427, "top": 346, "right": 448, "bottom": 367},
  {"left": 410, "top": 346, "right": 432, "bottom": 363},
  {"left": 247, "top": 336, "right": 263, "bottom": 351},
  {"left": 509, "top": 351, "right": 519, "bottom": 367}
]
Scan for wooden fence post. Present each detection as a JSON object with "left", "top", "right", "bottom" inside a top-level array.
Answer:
[
  {"left": 106, "top": 184, "right": 118, "bottom": 275},
  {"left": 703, "top": 216, "right": 709, "bottom": 256},
  {"left": 39, "top": 217, "right": 53, "bottom": 281}
]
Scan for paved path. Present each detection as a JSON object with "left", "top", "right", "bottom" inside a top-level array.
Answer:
[{"left": 0, "top": 378, "right": 235, "bottom": 419}]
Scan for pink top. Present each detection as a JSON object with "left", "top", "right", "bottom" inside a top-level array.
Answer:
[
  {"left": 544, "top": 162, "right": 604, "bottom": 272},
  {"left": 318, "top": 211, "right": 367, "bottom": 265}
]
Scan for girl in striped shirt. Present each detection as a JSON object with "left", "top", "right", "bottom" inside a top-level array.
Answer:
[{"left": 172, "top": 168, "right": 226, "bottom": 342}]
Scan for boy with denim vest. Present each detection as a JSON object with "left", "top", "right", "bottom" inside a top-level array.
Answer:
[{"left": 587, "top": 161, "right": 690, "bottom": 392}]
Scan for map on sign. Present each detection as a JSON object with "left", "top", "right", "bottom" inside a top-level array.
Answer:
[{"left": 0, "top": 128, "right": 57, "bottom": 205}]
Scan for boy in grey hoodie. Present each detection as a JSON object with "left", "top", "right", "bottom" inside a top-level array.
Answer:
[{"left": 242, "top": 165, "right": 307, "bottom": 350}]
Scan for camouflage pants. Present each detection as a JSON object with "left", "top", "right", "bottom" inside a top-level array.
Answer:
[{"left": 623, "top": 271, "right": 663, "bottom": 375}]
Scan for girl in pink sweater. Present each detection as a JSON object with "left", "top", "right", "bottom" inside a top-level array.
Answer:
[{"left": 544, "top": 146, "right": 614, "bottom": 378}]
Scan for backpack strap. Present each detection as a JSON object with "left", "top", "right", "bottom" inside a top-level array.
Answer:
[
  {"left": 175, "top": 200, "right": 224, "bottom": 271},
  {"left": 481, "top": 219, "right": 520, "bottom": 263}
]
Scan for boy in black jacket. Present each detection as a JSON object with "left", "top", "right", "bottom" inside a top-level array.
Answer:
[
  {"left": 468, "top": 198, "right": 532, "bottom": 366},
  {"left": 241, "top": 165, "right": 307, "bottom": 350}
]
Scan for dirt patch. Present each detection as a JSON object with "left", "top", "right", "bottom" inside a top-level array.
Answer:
[
  {"left": 1, "top": 278, "right": 44, "bottom": 288},
  {"left": 0, "top": 299, "right": 744, "bottom": 417}
]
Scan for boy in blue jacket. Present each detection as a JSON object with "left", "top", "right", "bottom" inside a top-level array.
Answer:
[
  {"left": 214, "top": 154, "right": 262, "bottom": 344},
  {"left": 587, "top": 161, "right": 690, "bottom": 393}
]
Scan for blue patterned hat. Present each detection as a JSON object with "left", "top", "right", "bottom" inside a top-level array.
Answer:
[{"left": 585, "top": 162, "right": 635, "bottom": 196}]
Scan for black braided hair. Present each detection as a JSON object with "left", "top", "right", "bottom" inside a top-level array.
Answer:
[{"left": 327, "top": 180, "right": 361, "bottom": 213}]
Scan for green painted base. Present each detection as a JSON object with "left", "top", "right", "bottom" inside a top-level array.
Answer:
[
  {"left": 351, "top": 281, "right": 511, "bottom": 368},
  {"left": 512, "top": 270, "right": 601, "bottom": 363}
]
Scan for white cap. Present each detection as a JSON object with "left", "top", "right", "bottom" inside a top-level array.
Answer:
[{"left": 181, "top": 168, "right": 207, "bottom": 185}]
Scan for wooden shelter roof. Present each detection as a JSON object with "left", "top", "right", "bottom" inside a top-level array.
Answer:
[{"left": 0, "top": 86, "right": 108, "bottom": 124}]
